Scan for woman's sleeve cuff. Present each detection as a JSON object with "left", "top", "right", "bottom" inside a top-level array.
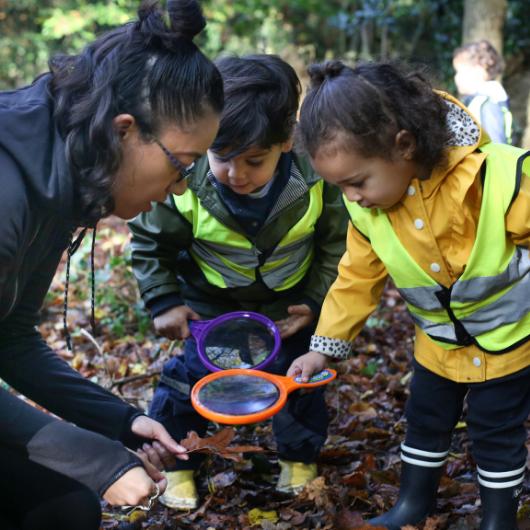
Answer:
[{"left": 310, "top": 335, "right": 353, "bottom": 359}]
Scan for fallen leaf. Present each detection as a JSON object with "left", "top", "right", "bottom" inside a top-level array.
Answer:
[
  {"left": 247, "top": 507, "right": 278, "bottom": 526},
  {"left": 179, "top": 428, "right": 264, "bottom": 462}
]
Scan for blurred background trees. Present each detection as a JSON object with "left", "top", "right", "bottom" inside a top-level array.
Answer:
[{"left": 1, "top": 0, "right": 529, "bottom": 145}]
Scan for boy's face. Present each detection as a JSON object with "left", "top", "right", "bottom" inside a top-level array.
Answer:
[
  {"left": 453, "top": 56, "right": 488, "bottom": 96},
  {"left": 208, "top": 141, "right": 292, "bottom": 195}
]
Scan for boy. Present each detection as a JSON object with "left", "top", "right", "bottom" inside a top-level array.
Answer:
[
  {"left": 129, "top": 54, "right": 348, "bottom": 509},
  {"left": 453, "top": 39, "right": 512, "bottom": 144}
]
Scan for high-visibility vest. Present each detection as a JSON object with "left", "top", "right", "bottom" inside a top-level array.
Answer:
[
  {"left": 468, "top": 94, "right": 513, "bottom": 145},
  {"left": 173, "top": 180, "right": 324, "bottom": 291},
  {"left": 344, "top": 143, "right": 530, "bottom": 353}
]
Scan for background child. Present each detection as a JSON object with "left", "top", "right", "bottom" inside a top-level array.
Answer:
[
  {"left": 288, "top": 60, "right": 529, "bottom": 528},
  {"left": 129, "top": 54, "right": 348, "bottom": 510},
  {"left": 453, "top": 39, "right": 513, "bottom": 144}
]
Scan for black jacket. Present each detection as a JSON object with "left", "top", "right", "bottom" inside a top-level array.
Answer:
[{"left": 0, "top": 75, "right": 141, "bottom": 496}]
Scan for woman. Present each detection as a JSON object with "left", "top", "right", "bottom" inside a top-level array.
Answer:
[{"left": 0, "top": 0, "right": 223, "bottom": 528}]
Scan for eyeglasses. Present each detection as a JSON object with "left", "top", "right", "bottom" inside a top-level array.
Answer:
[{"left": 153, "top": 137, "right": 196, "bottom": 183}]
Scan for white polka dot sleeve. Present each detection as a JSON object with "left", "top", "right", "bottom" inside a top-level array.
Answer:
[{"left": 309, "top": 335, "right": 353, "bottom": 359}]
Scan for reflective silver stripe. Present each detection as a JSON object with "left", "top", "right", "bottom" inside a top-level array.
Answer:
[
  {"left": 191, "top": 243, "right": 255, "bottom": 287},
  {"left": 192, "top": 235, "right": 314, "bottom": 289},
  {"left": 409, "top": 313, "right": 459, "bottom": 343},
  {"left": 262, "top": 239, "right": 314, "bottom": 289},
  {"left": 192, "top": 240, "right": 258, "bottom": 268},
  {"left": 398, "top": 247, "right": 530, "bottom": 311},
  {"left": 398, "top": 285, "right": 441, "bottom": 311},
  {"left": 460, "top": 272, "right": 530, "bottom": 335},
  {"left": 270, "top": 233, "right": 314, "bottom": 259},
  {"left": 452, "top": 247, "right": 530, "bottom": 302}
]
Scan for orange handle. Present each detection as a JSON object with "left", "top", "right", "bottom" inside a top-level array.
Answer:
[{"left": 279, "top": 368, "right": 337, "bottom": 393}]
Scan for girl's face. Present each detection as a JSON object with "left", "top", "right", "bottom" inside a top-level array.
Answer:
[
  {"left": 111, "top": 112, "right": 220, "bottom": 219},
  {"left": 311, "top": 132, "right": 423, "bottom": 210},
  {"left": 207, "top": 140, "right": 292, "bottom": 195}
]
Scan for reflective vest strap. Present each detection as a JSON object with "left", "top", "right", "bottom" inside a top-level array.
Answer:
[
  {"left": 460, "top": 272, "right": 530, "bottom": 336},
  {"left": 409, "top": 312, "right": 459, "bottom": 344},
  {"left": 261, "top": 242, "right": 315, "bottom": 291},
  {"left": 190, "top": 241, "right": 256, "bottom": 288},
  {"left": 173, "top": 182, "right": 323, "bottom": 290},
  {"left": 452, "top": 246, "right": 530, "bottom": 303}
]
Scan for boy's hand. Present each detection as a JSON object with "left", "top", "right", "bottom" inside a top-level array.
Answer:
[
  {"left": 275, "top": 304, "right": 315, "bottom": 339},
  {"left": 153, "top": 305, "right": 200, "bottom": 340},
  {"left": 286, "top": 351, "right": 327, "bottom": 382},
  {"left": 131, "top": 416, "right": 189, "bottom": 461}
]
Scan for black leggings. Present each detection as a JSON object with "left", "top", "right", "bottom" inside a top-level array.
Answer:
[{"left": 0, "top": 446, "right": 101, "bottom": 530}]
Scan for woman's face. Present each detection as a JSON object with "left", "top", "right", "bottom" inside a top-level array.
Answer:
[{"left": 111, "top": 112, "right": 220, "bottom": 219}]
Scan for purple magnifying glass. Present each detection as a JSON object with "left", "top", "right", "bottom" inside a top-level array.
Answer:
[{"left": 189, "top": 311, "right": 281, "bottom": 372}]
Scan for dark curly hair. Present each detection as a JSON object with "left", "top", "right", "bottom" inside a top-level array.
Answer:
[
  {"left": 210, "top": 54, "right": 301, "bottom": 159},
  {"left": 298, "top": 60, "right": 450, "bottom": 174},
  {"left": 49, "top": 0, "right": 224, "bottom": 223},
  {"left": 453, "top": 40, "right": 504, "bottom": 80}
]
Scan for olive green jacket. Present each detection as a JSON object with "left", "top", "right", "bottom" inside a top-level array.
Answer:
[{"left": 128, "top": 153, "right": 348, "bottom": 320}]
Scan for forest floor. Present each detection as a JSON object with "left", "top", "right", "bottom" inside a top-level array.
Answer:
[{"left": 40, "top": 218, "right": 530, "bottom": 530}]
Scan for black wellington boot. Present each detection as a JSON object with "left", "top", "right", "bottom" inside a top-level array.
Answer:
[
  {"left": 367, "top": 462, "right": 444, "bottom": 530},
  {"left": 479, "top": 484, "right": 522, "bottom": 530}
]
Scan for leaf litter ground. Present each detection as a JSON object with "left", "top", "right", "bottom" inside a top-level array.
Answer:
[{"left": 38, "top": 219, "right": 529, "bottom": 529}]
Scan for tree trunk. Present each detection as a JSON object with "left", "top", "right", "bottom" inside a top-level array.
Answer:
[{"left": 462, "top": 0, "right": 507, "bottom": 54}]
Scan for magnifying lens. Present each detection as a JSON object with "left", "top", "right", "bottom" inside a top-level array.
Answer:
[
  {"left": 189, "top": 311, "right": 280, "bottom": 371},
  {"left": 191, "top": 368, "right": 337, "bottom": 425}
]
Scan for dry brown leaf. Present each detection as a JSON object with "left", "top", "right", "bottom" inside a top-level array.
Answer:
[{"left": 179, "top": 428, "right": 264, "bottom": 462}]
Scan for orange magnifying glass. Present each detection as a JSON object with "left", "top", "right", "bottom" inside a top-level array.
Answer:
[{"left": 191, "top": 368, "right": 337, "bottom": 425}]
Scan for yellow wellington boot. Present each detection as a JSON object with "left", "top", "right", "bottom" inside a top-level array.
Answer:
[
  {"left": 159, "top": 470, "right": 198, "bottom": 510},
  {"left": 276, "top": 459, "right": 317, "bottom": 494}
]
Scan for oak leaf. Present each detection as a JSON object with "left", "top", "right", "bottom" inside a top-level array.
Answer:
[{"left": 179, "top": 428, "right": 264, "bottom": 462}]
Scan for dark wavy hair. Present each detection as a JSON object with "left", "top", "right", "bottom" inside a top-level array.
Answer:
[
  {"left": 49, "top": 0, "right": 224, "bottom": 223},
  {"left": 210, "top": 54, "right": 301, "bottom": 159},
  {"left": 298, "top": 61, "right": 450, "bottom": 173}
]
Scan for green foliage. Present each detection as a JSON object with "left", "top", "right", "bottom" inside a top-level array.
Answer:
[{"left": 1, "top": 0, "right": 529, "bottom": 90}]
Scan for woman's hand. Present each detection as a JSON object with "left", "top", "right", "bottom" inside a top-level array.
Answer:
[
  {"left": 275, "top": 304, "right": 315, "bottom": 339},
  {"left": 153, "top": 305, "right": 200, "bottom": 340},
  {"left": 103, "top": 465, "right": 163, "bottom": 507},
  {"left": 137, "top": 441, "right": 176, "bottom": 471},
  {"left": 131, "top": 415, "right": 188, "bottom": 461},
  {"left": 286, "top": 351, "right": 327, "bottom": 382}
]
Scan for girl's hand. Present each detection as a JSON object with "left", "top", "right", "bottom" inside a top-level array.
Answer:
[
  {"left": 275, "top": 304, "right": 315, "bottom": 339},
  {"left": 103, "top": 466, "right": 162, "bottom": 507},
  {"left": 131, "top": 416, "right": 188, "bottom": 461},
  {"left": 153, "top": 305, "right": 200, "bottom": 340},
  {"left": 286, "top": 351, "right": 327, "bottom": 382}
]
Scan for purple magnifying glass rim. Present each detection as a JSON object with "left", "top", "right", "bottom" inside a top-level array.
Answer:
[{"left": 190, "top": 311, "right": 281, "bottom": 372}]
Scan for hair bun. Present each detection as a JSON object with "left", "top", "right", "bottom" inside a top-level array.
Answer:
[
  {"left": 167, "top": 0, "right": 206, "bottom": 40},
  {"left": 308, "top": 60, "right": 346, "bottom": 86},
  {"left": 137, "top": 0, "right": 205, "bottom": 43}
]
